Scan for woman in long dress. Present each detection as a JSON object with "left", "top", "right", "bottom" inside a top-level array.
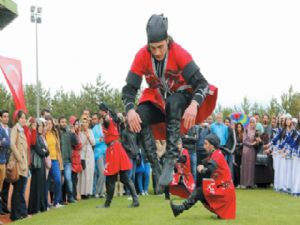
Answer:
[
  {"left": 77, "top": 117, "right": 95, "bottom": 199},
  {"left": 28, "top": 119, "right": 49, "bottom": 214},
  {"left": 240, "top": 117, "right": 257, "bottom": 188}
]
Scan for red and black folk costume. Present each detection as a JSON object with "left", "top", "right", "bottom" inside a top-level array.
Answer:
[
  {"left": 170, "top": 134, "right": 236, "bottom": 219},
  {"left": 169, "top": 148, "right": 195, "bottom": 198},
  {"left": 122, "top": 14, "right": 218, "bottom": 188},
  {"left": 99, "top": 103, "right": 139, "bottom": 208}
]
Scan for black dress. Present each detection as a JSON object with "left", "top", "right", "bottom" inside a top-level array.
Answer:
[
  {"left": 28, "top": 135, "right": 49, "bottom": 214},
  {"left": 255, "top": 126, "right": 274, "bottom": 187}
]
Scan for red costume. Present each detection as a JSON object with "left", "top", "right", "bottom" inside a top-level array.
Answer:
[
  {"left": 71, "top": 133, "right": 83, "bottom": 173},
  {"left": 169, "top": 148, "right": 195, "bottom": 198},
  {"left": 122, "top": 14, "right": 218, "bottom": 188},
  {"left": 129, "top": 41, "right": 218, "bottom": 138},
  {"left": 202, "top": 149, "right": 236, "bottom": 219},
  {"left": 103, "top": 117, "right": 132, "bottom": 176},
  {"left": 24, "top": 126, "right": 36, "bottom": 166}
]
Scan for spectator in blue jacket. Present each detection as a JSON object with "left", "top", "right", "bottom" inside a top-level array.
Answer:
[
  {"left": 0, "top": 110, "right": 10, "bottom": 215},
  {"left": 210, "top": 112, "right": 228, "bottom": 147},
  {"left": 0, "top": 110, "right": 10, "bottom": 220},
  {"left": 91, "top": 113, "right": 107, "bottom": 198}
]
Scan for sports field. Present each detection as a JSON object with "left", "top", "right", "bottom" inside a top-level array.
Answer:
[{"left": 10, "top": 189, "right": 300, "bottom": 225}]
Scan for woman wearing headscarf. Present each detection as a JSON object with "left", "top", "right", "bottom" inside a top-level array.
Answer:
[
  {"left": 28, "top": 119, "right": 49, "bottom": 214},
  {"left": 240, "top": 117, "right": 258, "bottom": 188},
  {"left": 170, "top": 134, "right": 236, "bottom": 219}
]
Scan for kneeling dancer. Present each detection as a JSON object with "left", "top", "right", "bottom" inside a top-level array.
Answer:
[{"left": 170, "top": 134, "right": 236, "bottom": 219}]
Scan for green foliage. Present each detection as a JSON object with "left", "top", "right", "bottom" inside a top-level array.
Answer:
[
  {"left": 24, "top": 82, "right": 51, "bottom": 117},
  {"left": 267, "top": 97, "right": 283, "bottom": 117},
  {"left": 240, "top": 96, "right": 251, "bottom": 115},
  {"left": 280, "top": 85, "right": 300, "bottom": 117},
  {"left": 0, "top": 83, "right": 14, "bottom": 113},
  {"left": 1, "top": 77, "right": 299, "bottom": 121},
  {"left": 250, "top": 102, "right": 265, "bottom": 117}
]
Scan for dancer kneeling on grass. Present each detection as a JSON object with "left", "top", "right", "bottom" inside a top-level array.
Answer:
[
  {"left": 170, "top": 134, "right": 236, "bottom": 219},
  {"left": 96, "top": 103, "right": 139, "bottom": 208},
  {"left": 168, "top": 138, "right": 195, "bottom": 199}
]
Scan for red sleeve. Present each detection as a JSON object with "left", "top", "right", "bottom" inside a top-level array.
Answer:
[
  {"left": 30, "top": 129, "right": 37, "bottom": 145},
  {"left": 173, "top": 42, "right": 193, "bottom": 70},
  {"left": 130, "top": 46, "right": 148, "bottom": 77},
  {"left": 74, "top": 135, "right": 82, "bottom": 151}
]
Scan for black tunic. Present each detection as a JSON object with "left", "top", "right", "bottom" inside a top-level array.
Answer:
[{"left": 28, "top": 135, "right": 49, "bottom": 214}]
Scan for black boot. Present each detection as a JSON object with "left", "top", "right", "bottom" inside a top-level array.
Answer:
[
  {"left": 97, "top": 188, "right": 113, "bottom": 208},
  {"left": 101, "top": 199, "right": 111, "bottom": 208},
  {"left": 127, "top": 180, "right": 140, "bottom": 208},
  {"left": 170, "top": 200, "right": 185, "bottom": 217},
  {"left": 130, "top": 196, "right": 140, "bottom": 208},
  {"left": 158, "top": 158, "right": 176, "bottom": 187},
  {"left": 170, "top": 197, "right": 197, "bottom": 217},
  {"left": 158, "top": 119, "right": 181, "bottom": 186},
  {"left": 139, "top": 126, "right": 162, "bottom": 186}
]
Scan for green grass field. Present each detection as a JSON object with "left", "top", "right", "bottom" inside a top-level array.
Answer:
[{"left": 13, "top": 189, "right": 300, "bottom": 225}]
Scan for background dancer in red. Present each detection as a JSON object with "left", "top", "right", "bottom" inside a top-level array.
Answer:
[
  {"left": 169, "top": 139, "right": 195, "bottom": 198},
  {"left": 170, "top": 134, "right": 236, "bottom": 219},
  {"left": 97, "top": 103, "right": 139, "bottom": 208},
  {"left": 122, "top": 14, "right": 217, "bottom": 191}
]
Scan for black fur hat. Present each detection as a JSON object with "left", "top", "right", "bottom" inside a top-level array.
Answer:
[{"left": 146, "top": 14, "right": 168, "bottom": 43}]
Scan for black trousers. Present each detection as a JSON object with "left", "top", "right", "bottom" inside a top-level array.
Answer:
[
  {"left": 137, "top": 92, "right": 191, "bottom": 160},
  {"left": 0, "top": 179, "right": 10, "bottom": 212},
  {"left": 106, "top": 171, "right": 136, "bottom": 203},
  {"left": 72, "top": 172, "right": 78, "bottom": 200},
  {"left": 10, "top": 176, "right": 28, "bottom": 221}
]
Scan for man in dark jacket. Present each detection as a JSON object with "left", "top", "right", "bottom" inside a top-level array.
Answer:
[
  {"left": 121, "top": 122, "right": 140, "bottom": 186},
  {"left": 59, "top": 116, "right": 78, "bottom": 203},
  {"left": 182, "top": 125, "right": 199, "bottom": 180},
  {"left": 223, "top": 117, "right": 236, "bottom": 177},
  {"left": 197, "top": 121, "right": 211, "bottom": 167},
  {"left": 0, "top": 110, "right": 10, "bottom": 217}
]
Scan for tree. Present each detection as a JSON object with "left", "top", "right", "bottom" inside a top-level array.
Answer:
[
  {"left": 267, "top": 97, "right": 282, "bottom": 117},
  {"left": 0, "top": 83, "right": 15, "bottom": 124},
  {"left": 51, "top": 88, "right": 79, "bottom": 119},
  {"left": 213, "top": 104, "right": 233, "bottom": 118},
  {"left": 0, "top": 83, "right": 14, "bottom": 112},
  {"left": 280, "top": 86, "right": 300, "bottom": 117},
  {"left": 78, "top": 74, "right": 123, "bottom": 115},
  {"left": 240, "top": 96, "right": 251, "bottom": 115},
  {"left": 250, "top": 102, "right": 266, "bottom": 116},
  {"left": 24, "top": 82, "right": 51, "bottom": 117}
]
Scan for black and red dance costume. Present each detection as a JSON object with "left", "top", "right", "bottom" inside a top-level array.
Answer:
[
  {"left": 102, "top": 115, "right": 139, "bottom": 208},
  {"left": 171, "top": 136, "right": 236, "bottom": 219},
  {"left": 169, "top": 148, "right": 195, "bottom": 198},
  {"left": 122, "top": 15, "right": 218, "bottom": 188}
]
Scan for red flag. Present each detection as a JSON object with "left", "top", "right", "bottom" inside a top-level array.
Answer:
[{"left": 0, "top": 56, "right": 27, "bottom": 113}]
